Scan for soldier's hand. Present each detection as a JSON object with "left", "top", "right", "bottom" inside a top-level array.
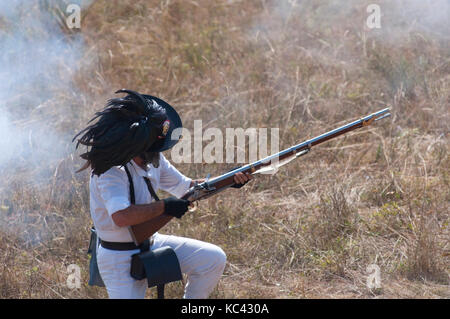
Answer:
[{"left": 231, "top": 171, "right": 253, "bottom": 188}]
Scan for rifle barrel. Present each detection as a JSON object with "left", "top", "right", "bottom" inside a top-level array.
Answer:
[{"left": 210, "top": 108, "right": 390, "bottom": 184}]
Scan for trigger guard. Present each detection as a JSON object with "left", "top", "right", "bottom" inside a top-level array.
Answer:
[{"left": 188, "top": 201, "right": 198, "bottom": 212}]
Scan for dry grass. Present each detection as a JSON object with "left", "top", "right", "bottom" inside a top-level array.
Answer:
[{"left": 0, "top": 0, "right": 448, "bottom": 298}]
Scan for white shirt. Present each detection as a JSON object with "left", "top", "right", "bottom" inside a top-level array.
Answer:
[{"left": 89, "top": 153, "right": 192, "bottom": 242}]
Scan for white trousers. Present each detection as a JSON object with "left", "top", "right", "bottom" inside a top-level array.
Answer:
[{"left": 96, "top": 233, "right": 227, "bottom": 299}]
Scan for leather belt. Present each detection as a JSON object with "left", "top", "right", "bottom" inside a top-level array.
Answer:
[{"left": 100, "top": 238, "right": 152, "bottom": 251}]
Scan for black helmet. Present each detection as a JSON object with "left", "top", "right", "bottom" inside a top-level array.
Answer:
[
  {"left": 142, "top": 94, "right": 182, "bottom": 152},
  {"left": 73, "top": 89, "right": 182, "bottom": 176}
]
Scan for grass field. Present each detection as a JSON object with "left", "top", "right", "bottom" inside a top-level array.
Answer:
[{"left": 0, "top": 0, "right": 448, "bottom": 298}]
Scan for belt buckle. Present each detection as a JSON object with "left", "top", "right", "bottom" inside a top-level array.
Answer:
[{"left": 149, "top": 236, "right": 155, "bottom": 248}]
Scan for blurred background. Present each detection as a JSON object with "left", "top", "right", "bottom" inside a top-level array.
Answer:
[{"left": 0, "top": 0, "right": 448, "bottom": 298}]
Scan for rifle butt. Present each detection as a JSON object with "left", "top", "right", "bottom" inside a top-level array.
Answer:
[{"left": 128, "top": 214, "right": 174, "bottom": 246}]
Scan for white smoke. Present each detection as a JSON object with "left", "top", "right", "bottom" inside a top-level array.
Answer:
[
  {"left": 385, "top": 0, "right": 450, "bottom": 39},
  {"left": 250, "top": 0, "right": 450, "bottom": 48},
  {"left": 251, "top": 0, "right": 450, "bottom": 45},
  {"left": 0, "top": 1, "right": 95, "bottom": 244},
  {"left": 0, "top": 1, "right": 90, "bottom": 179},
  {"left": 243, "top": 0, "right": 450, "bottom": 149}
]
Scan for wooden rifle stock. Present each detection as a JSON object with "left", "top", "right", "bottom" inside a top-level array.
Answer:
[{"left": 128, "top": 214, "right": 174, "bottom": 246}]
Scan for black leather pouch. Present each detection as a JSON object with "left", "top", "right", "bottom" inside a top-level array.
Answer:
[{"left": 130, "top": 246, "right": 182, "bottom": 287}]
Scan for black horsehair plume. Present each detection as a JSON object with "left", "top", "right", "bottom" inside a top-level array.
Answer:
[{"left": 73, "top": 89, "right": 167, "bottom": 176}]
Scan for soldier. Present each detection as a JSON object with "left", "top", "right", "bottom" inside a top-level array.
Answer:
[{"left": 74, "top": 89, "right": 251, "bottom": 299}]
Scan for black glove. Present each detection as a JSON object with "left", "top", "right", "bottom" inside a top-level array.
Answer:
[{"left": 163, "top": 197, "right": 190, "bottom": 219}]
